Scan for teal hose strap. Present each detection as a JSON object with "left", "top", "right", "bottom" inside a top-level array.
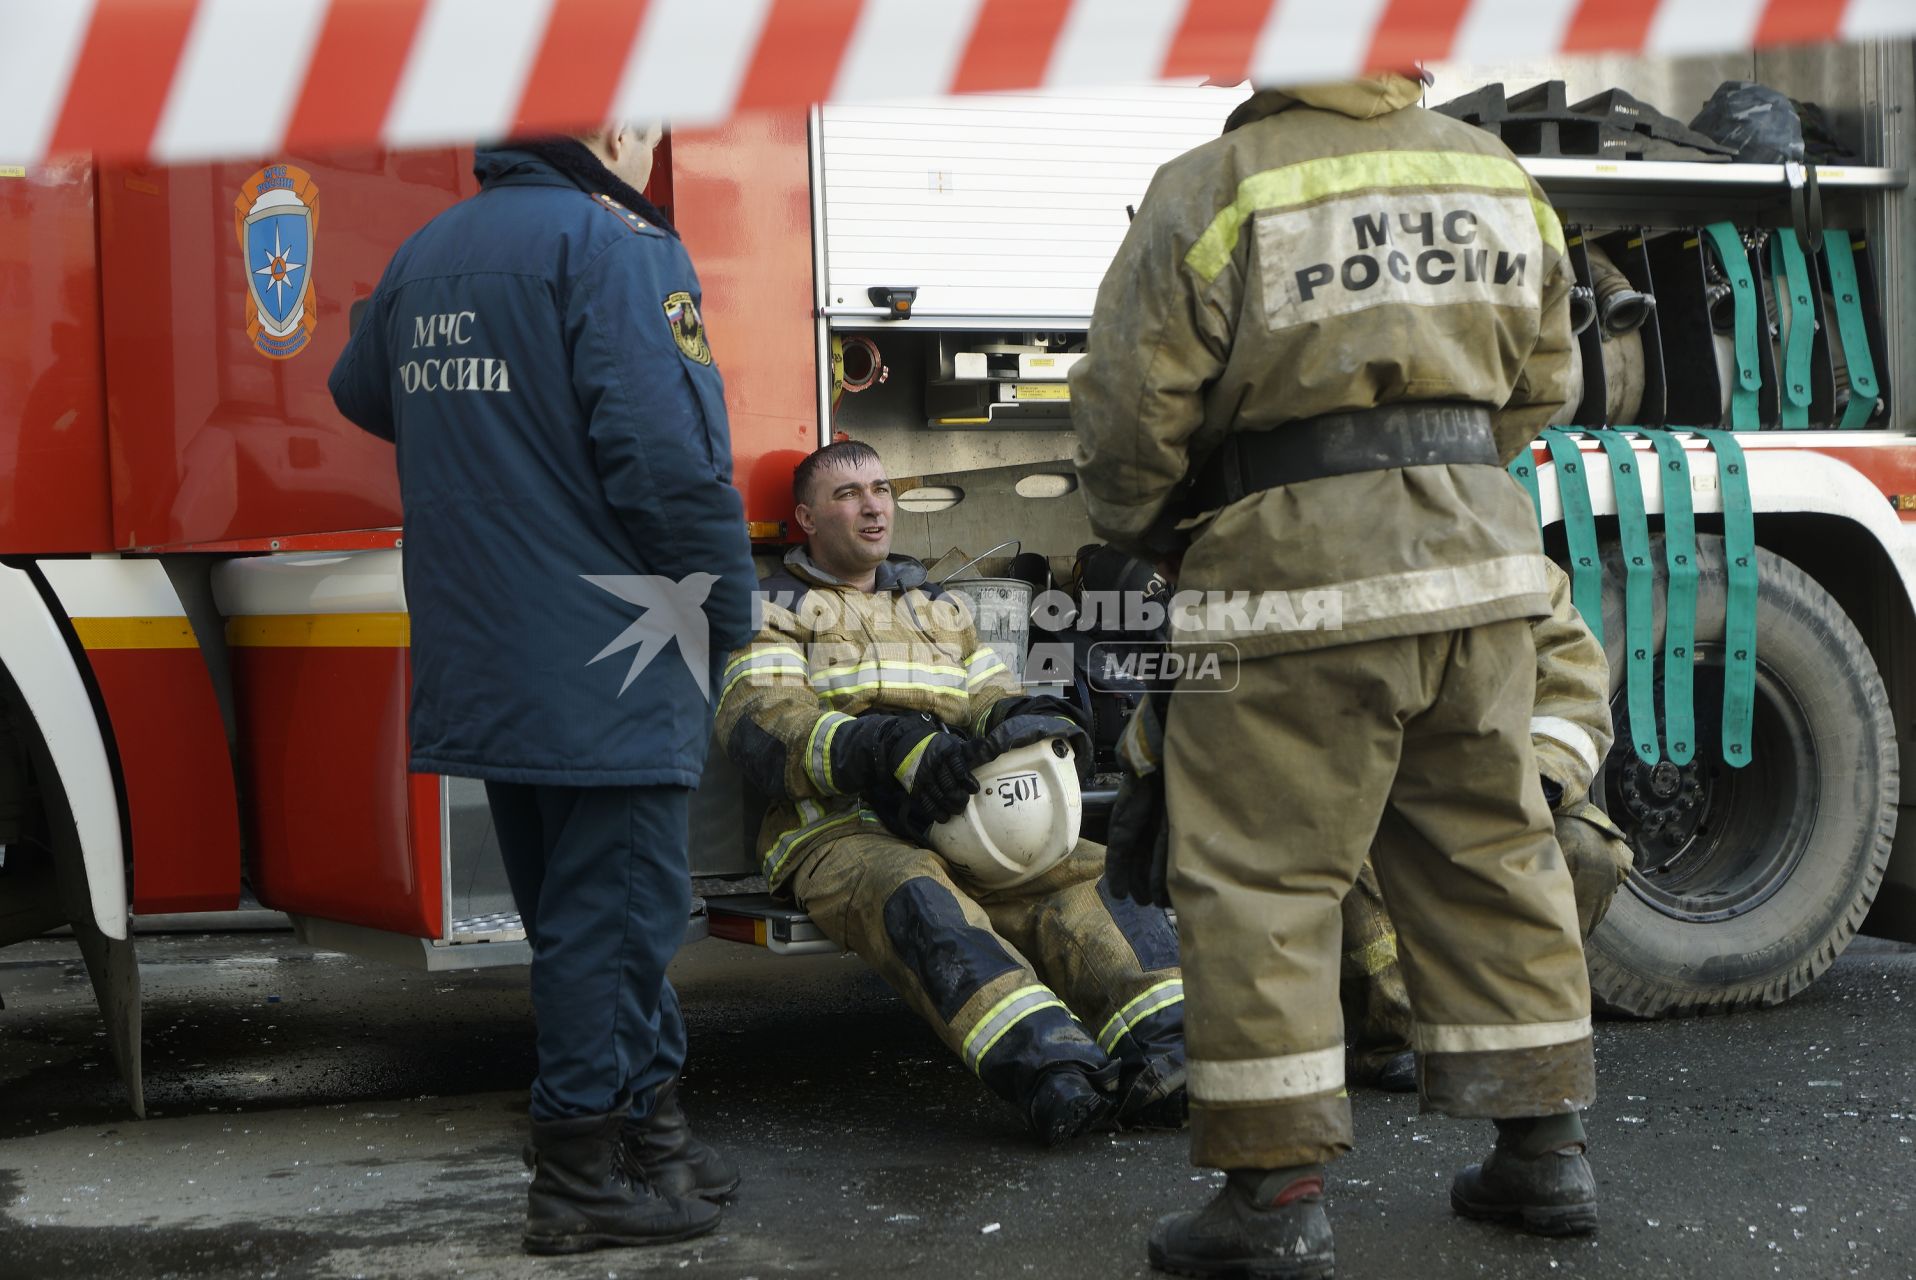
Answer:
[
  {"left": 1542, "top": 428, "right": 1603, "bottom": 647},
  {"left": 1644, "top": 431, "right": 1698, "bottom": 766},
  {"left": 1696, "top": 430, "right": 1758, "bottom": 768},
  {"left": 1770, "top": 236, "right": 1814, "bottom": 429},
  {"left": 1703, "top": 223, "right": 1762, "bottom": 430},
  {"left": 1509, "top": 448, "right": 1542, "bottom": 520},
  {"left": 1824, "top": 231, "right": 1881, "bottom": 429},
  {"left": 1593, "top": 432, "right": 1659, "bottom": 764}
]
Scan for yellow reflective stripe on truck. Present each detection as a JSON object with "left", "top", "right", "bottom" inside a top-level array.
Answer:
[{"left": 225, "top": 614, "right": 411, "bottom": 647}]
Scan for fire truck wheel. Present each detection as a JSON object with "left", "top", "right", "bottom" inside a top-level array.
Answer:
[{"left": 1582, "top": 535, "right": 1897, "bottom": 1018}]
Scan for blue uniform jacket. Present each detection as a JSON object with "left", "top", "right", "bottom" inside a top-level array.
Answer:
[{"left": 329, "top": 148, "right": 757, "bottom": 788}]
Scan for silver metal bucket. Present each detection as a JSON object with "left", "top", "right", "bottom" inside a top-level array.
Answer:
[{"left": 942, "top": 577, "right": 1033, "bottom": 684}]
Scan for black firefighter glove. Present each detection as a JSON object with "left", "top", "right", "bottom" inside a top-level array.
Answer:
[
  {"left": 1105, "top": 692, "right": 1171, "bottom": 908},
  {"left": 835, "top": 711, "right": 981, "bottom": 840},
  {"left": 973, "top": 695, "right": 1093, "bottom": 781}
]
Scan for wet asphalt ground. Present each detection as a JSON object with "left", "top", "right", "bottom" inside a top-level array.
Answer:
[{"left": 0, "top": 929, "right": 1912, "bottom": 1280}]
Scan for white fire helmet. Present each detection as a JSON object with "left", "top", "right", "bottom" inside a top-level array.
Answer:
[{"left": 928, "top": 738, "right": 1082, "bottom": 890}]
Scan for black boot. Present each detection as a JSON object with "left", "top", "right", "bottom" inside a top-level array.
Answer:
[
  {"left": 522, "top": 1112, "right": 720, "bottom": 1256},
  {"left": 623, "top": 1077, "right": 741, "bottom": 1201},
  {"left": 1450, "top": 1114, "right": 1597, "bottom": 1237},
  {"left": 1116, "top": 1048, "right": 1189, "bottom": 1130},
  {"left": 1148, "top": 1167, "right": 1335, "bottom": 1279},
  {"left": 1026, "top": 1064, "right": 1116, "bottom": 1148},
  {"left": 1373, "top": 1050, "right": 1416, "bottom": 1094}
]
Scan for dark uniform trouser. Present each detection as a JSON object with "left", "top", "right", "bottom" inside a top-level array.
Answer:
[
  {"left": 1165, "top": 620, "right": 1596, "bottom": 1170},
  {"left": 787, "top": 831, "right": 1184, "bottom": 1108},
  {"left": 486, "top": 782, "right": 691, "bottom": 1125}
]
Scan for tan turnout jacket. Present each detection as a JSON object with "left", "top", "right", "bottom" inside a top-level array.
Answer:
[
  {"left": 1071, "top": 75, "right": 1576, "bottom": 657},
  {"left": 715, "top": 548, "right": 1021, "bottom": 888}
]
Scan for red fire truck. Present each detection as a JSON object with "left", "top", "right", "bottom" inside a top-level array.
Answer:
[{"left": 3, "top": 31, "right": 1914, "bottom": 1113}]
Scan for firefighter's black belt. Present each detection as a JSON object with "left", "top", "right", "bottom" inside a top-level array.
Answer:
[{"left": 1185, "top": 402, "right": 1498, "bottom": 511}]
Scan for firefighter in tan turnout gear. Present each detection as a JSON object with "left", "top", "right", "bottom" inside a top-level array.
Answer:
[
  {"left": 1348, "top": 559, "right": 1634, "bottom": 1090},
  {"left": 1071, "top": 74, "right": 1600, "bottom": 1276},
  {"left": 716, "top": 442, "right": 1188, "bottom": 1146}
]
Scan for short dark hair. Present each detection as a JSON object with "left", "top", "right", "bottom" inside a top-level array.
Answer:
[{"left": 793, "top": 440, "right": 884, "bottom": 506}]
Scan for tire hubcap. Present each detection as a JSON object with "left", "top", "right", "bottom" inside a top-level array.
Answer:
[{"left": 1601, "top": 650, "right": 1818, "bottom": 924}]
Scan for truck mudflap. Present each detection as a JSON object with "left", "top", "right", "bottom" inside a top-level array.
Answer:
[
  {"left": 0, "top": 564, "right": 127, "bottom": 942},
  {"left": 0, "top": 563, "right": 142, "bottom": 1113}
]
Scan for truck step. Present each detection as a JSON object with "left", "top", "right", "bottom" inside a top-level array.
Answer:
[{"left": 705, "top": 894, "right": 842, "bottom": 956}]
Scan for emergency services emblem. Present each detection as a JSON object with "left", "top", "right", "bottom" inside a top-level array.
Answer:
[
  {"left": 233, "top": 163, "right": 319, "bottom": 360},
  {"left": 662, "top": 290, "right": 712, "bottom": 365}
]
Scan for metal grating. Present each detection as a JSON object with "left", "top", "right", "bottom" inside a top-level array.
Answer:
[{"left": 436, "top": 911, "right": 526, "bottom": 947}]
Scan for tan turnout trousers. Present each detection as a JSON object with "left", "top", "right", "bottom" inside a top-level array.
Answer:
[
  {"left": 1340, "top": 861, "right": 1414, "bottom": 1083},
  {"left": 786, "top": 831, "right": 1185, "bottom": 1108},
  {"left": 1166, "top": 620, "right": 1596, "bottom": 1169}
]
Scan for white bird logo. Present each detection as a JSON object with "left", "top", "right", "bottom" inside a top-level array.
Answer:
[{"left": 582, "top": 573, "right": 720, "bottom": 700}]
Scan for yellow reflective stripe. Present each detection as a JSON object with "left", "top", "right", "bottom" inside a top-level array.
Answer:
[
  {"left": 965, "top": 658, "right": 1009, "bottom": 689},
  {"left": 805, "top": 711, "right": 856, "bottom": 794},
  {"left": 1350, "top": 932, "right": 1397, "bottom": 978},
  {"left": 893, "top": 734, "right": 932, "bottom": 786},
  {"left": 1530, "top": 196, "right": 1567, "bottom": 261},
  {"left": 720, "top": 658, "right": 809, "bottom": 705},
  {"left": 762, "top": 804, "right": 866, "bottom": 880},
  {"left": 820, "top": 680, "right": 966, "bottom": 703},
  {"left": 1185, "top": 150, "right": 1563, "bottom": 283},
  {"left": 71, "top": 617, "right": 198, "bottom": 650},
  {"left": 1095, "top": 979, "right": 1186, "bottom": 1053},
  {"left": 724, "top": 644, "right": 807, "bottom": 680},
  {"left": 812, "top": 660, "right": 967, "bottom": 692},
  {"left": 226, "top": 614, "right": 410, "bottom": 647},
  {"left": 962, "top": 984, "right": 1068, "bottom": 1073}
]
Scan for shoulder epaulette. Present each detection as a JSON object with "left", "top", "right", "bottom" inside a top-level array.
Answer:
[{"left": 590, "top": 192, "right": 657, "bottom": 236}]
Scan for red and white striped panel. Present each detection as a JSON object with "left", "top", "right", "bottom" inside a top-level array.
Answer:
[{"left": 2, "top": 0, "right": 1911, "bottom": 165}]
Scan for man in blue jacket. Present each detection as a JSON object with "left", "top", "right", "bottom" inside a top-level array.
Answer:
[{"left": 329, "top": 122, "right": 757, "bottom": 1256}]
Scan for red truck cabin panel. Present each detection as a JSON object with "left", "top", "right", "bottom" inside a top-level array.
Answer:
[
  {"left": 0, "top": 160, "right": 115, "bottom": 554},
  {"left": 94, "top": 151, "right": 478, "bottom": 550},
  {"left": 669, "top": 116, "right": 820, "bottom": 526}
]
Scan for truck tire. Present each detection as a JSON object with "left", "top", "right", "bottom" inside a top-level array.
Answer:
[{"left": 1583, "top": 535, "right": 1896, "bottom": 1017}]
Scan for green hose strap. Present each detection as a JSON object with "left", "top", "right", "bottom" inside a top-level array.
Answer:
[
  {"left": 1770, "top": 235, "right": 1814, "bottom": 429},
  {"left": 1542, "top": 428, "right": 1603, "bottom": 648},
  {"left": 1824, "top": 231, "right": 1881, "bottom": 429},
  {"left": 1703, "top": 223, "right": 1762, "bottom": 430},
  {"left": 1696, "top": 430, "right": 1758, "bottom": 768},
  {"left": 1508, "top": 448, "right": 1542, "bottom": 520},
  {"left": 1593, "top": 431, "right": 1659, "bottom": 764},
  {"left": 1644, "top": 431, "right": 1698, "bottom": 766}
]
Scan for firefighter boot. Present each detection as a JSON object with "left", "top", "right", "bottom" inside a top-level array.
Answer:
[
  {"left": 1374, "top": 1050, "right": 1416, "bottom": 1093},
  {"left": 1450, "top": 1113, "right": 1598, "bottom": 1237},
  {"left": 522, "top": 1113, "right": 720, "bottom": 1256},
  {"left": 1148, "top": 1167, "right": 1335, "bottom": 1279},
  {"left": 623, "top": 1076, "right": 741, "bottom": 1201},
  {"left": 1027, "top": 1063, "right": 1116, "bottom": 1148},
  {"left": 1116, "top": 1045, "right": 1189, "bottom": 1130}
]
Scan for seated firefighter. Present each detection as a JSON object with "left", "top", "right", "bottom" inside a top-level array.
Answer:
[
  {"left": 1344, "top": 557, "right": 1634, "bottom": 1089},
  {"left": 715, "top": 441, "right": 1187, "bottom": 1145}
]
